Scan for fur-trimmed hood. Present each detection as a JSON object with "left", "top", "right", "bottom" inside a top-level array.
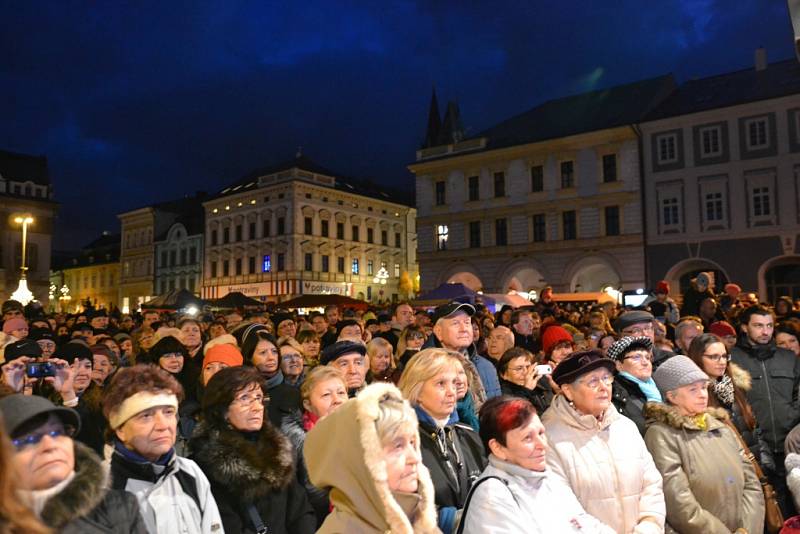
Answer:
[
  {"left": 38, "top": 441, "right": 109, "bottom": 528},
  {"left": 190, "top": 418, "right": 295, "bottom": 502},
  {"left": 644, "top": 401, "right": 730, "bottom": 431},
  {"left": 305, "top": 382, "right": 440, "bottom": 534},
  {"left": 728, "top": 362, "right": 752, "bottom": 391}
]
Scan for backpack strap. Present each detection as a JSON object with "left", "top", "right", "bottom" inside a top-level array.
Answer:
[
  {"left": 455, "top": 475, "right": 518, "bottom": 534},
  {"left": 245, "top": 504, "right": 269, "bottom": 534}
]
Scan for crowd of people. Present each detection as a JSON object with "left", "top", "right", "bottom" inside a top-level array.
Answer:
[{"left": 1, "top": 272, "right": 800, "bottom": 533}]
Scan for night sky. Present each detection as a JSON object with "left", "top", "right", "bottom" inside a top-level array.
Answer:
[{"left": 0, "top": 1, "right": 794, "bottom": 250}]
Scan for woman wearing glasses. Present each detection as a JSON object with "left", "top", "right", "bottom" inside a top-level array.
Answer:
[
  {"left": 608, "top": 337, "right": 662, "bottom": 436},
  {"left": 497, "top": 347, "right": 553, "bottom": 413},
  {"left": 0, "top": 394, "right": 146, "bottom": 533},
  {"left": 190, "top": 366, "right": 316, "bottom": 534},
  {"left": 687, "top": 333, "right": 773, "bottom": 471},
  {"left": 644, "top": 355, "right": 764, "bottom": 533},
  {"left": 541, "top": 350, "right": 665, "bottom": 534}
]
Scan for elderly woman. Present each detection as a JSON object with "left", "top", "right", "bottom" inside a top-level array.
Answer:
[
  {"left": 541, "top": 350, "right": 665, "bottom": 534},
  {"left": 278, "top": 336, "right": 306, "bottom": 387},
  {"left": 486, "top": 326, "right": 515, "bottom": 365},
  {"left": 398, "top": 348, "right": 487, "bottom": 534},
  {"left": 190, "top": 366, "right": 316, "bottom": 534},
  {"left": 497, "top": 347, "right": 553, "bottom": 413},
  {"left": 0, "top": 394, "right": 146, "bottom": 532},
  {"left": 367, "top": 337, "right": 395, "bottom": 383},
  {"left": 644, "top": 356, "right": 764, "bottom": 533},
  {"left": 460, "top": 396, "right": 615, "bottom": 533},
  {"left": 607, "top": 336, "right": 662, "bottom": 436},
  {"left": 305, "top": 382, "right": 440, "bottom": 533}
]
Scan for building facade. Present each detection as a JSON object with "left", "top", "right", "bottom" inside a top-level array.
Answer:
[
  {"left": 0, "top": 149, "right": 58, "bottom": 304},
  {"left": 51, "top": 232, "right": 120, "bottom": 312},
  {"left": 154, "top": 220, "right": 204, "bottom": 295},
  {"left": 409, "top": 79, "right": 675, "bottom": 295},
  {"left": 641, "top": 54, "right": 800, "bottom": 301},
  {"left": 202, "top": 156, "right": 417, "bottom": 303}
]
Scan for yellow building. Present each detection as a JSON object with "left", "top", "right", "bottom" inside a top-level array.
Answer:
[{"left": 51, "top": 232, "right": 120, "bottom": 312}]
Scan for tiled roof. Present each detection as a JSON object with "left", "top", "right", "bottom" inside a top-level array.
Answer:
[{"left": 0, "top": 148, "right": 50, "bottom": 186}]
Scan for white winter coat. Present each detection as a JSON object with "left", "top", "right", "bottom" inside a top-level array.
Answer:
[{"left": 541, "top": 394, "right": 666, "bottom": 534}]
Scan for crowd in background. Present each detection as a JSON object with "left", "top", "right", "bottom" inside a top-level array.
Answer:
[{"left": 0, "top": 271, "right": 800, "bottom": 533}]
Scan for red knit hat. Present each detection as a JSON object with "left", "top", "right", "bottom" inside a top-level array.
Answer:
[
  {"left": 541, "top": 325, "right": 574, "bottom": 355},
  {"left": 655, "top": 280, "right": 670, "bottom": 295},
  {"left": 202, "top": 344, "right": 243, "bottom": 369},
  {"left": 709, "top": 321, "right": 736, "bottom": 338}
]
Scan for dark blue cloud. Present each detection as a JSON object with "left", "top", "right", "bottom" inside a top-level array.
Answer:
[{"left": 0, "top": 0, "right": 793, "bottom": 249}]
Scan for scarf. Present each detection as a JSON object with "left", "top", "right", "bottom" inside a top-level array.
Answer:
[
  {"left": 18, "top": 471, "right": 75, "bottom": 518},
  {"left": 619, "top": 371, "right": 663, "bottom": 403},
  {"left": 692, "top": 413, "right": 708, "bottom": 430},
  {"left": 302, "top": 410, "right": 319, "bottom": 432},
  {"left": 713, "top": 374, "right": 735, "bottom": 407}
]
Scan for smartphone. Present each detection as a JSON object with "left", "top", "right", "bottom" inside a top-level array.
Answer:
[
  {"left": 535, "top": 364, "right": 552, "bottom": 376},
  {"left": 26, "top": 362, "right": 55, "bottom": 378}
]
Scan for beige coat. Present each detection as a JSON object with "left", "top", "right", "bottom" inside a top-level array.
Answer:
[
  {"left": 541, "top": 394, "right": 666, "bottom": 534},
  {"left": 644, "top": 403, "right": 764, "bottom": 534},
  {"left": 305, "top": 382, "right": 440, "bottom": 534}
]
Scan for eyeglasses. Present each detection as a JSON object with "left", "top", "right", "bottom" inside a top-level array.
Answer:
[
  {"left": 281, "top": 353, "right": 303, "bottom": 362},
  {"left": 624, "top": 354, "right": 653, "bottom": 364},
  {"left": 702, "top": 352, "right": 731, "bottom": 363},
  {"left": 508, "top": 364, "right": 532, "bottom": 373},
  {"left": 622, "top": 324, "right": 654, "bottom": 336},
  {"left": 577, "top": 374, "right": 614, "bottom": 391},
  {"left": 407, "top": 332, "right": 425, "bottom": 340},
  {"left": 12, "top": 425, "right": 75, "bottom": 450},
  {"left": 233, "top": 393, "right": 267, "bottom": 407}
]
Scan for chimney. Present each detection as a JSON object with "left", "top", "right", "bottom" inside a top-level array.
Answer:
[{"left": 755, "top": 47, "right": 767, "bottom": 71}]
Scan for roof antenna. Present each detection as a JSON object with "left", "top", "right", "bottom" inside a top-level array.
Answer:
[{"left": 296, "top": 146, "right": 303, "bottom": 158}]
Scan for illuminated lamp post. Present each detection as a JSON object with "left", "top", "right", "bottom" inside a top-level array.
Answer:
[{"left": 11, "top": 215, "right": 35, "bottom": 305}]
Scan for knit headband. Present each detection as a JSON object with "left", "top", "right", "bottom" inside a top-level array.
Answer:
[{"left": 108, "top": 391, "right": 179, "bottom": 430}]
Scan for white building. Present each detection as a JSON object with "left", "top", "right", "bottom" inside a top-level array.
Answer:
[
  {"left": 154, "top": 213, "right": 204, "bottom": 296},
  {"left": 202, "top": 155, "right": 417, "bottom": 303}
]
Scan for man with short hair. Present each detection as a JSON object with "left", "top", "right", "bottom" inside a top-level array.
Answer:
[
  {"left": 511, "top": 309, "right": 539, "bottom": 354},
  {"left": 89, "top": 309, "right": 110, "bottom": 331},
  {"left": 614, "top": 310, "right": 674, "bottom": 368},
  {"left": 376, "top": 302, "right": 415, "bottom": 351},
  {"left": 673, "top": 318, "right": 704, "bottom": 354},
  {"left": 423, "top": 301, "right": 501, "bottom": 399},
  {"left": 142, "top": 310, "right": 160, "bottom": 330},
  {"left": 1, "top": 299, "right": 24, "bottom": 322},
  {"left": 321, "top": 340, "right": 368, "bottom": 397},
  {"left": 310, "top": 312, "right": 337, "bottom": 348},
  {"left": 731, "top": 306, "right": 800, "bottom": 516}
]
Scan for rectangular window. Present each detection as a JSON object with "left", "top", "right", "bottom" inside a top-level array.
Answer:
[
  {"left": 352, "top": 225, "right": 360, "bottom": 242},
  {"left": 394, "top": 263, "right": 400, "bottom": 277},
  {"left": 211, "top": 229, "right": 218, "bottom": 246},
  {"left": 495, "top": 218, "right": 508, "bottom": 246},
  {"left": 263, "top": 219, "right": 271, "bottom": 237},
  {"left": 188, "top": 277, "right": 195, "bottom": 293},
  {"left": 336, "top": 223, "right": 344, "bottom": 239},
  {"left": 602, "top": 154, "right": 617, "bottom": 183},
  {"left": 321, "top": 220, "right": 329, "bottom": 237},
  {"left": 532, "top": 214, "right": 546, "bottom": 242},
  {"left": 170, "top": 250, "right": 176, "bottom": 266},
  {"left": 223, "top": 227, "right": 230, "bottom": 244},
  {"left": 493, "top": 172, "right": 505, "bottom": 197},
  {"left": 235, "top": 258, "right": 242, "bottom": 275},
  {"left": 705, "top": 192, "right": 724, "bottom": 222},
  {"left": 367, "top": 228, "right": 374, "bottom": 244},
  {"left": 180, "top": 249, "right": 187, "bottom": 265},
  {"left": 436, "top": 224, "right": 449, "bottom": 251},
  {"left": 304, "top": 217, "right": 313, "bottom": 235},
  {"left": 277, "top": 253, "right": 285, "bottom": 271},
  {"left": 395, "top": 232, "right": 401, "bottom": 247},
  {"left": 277, "top": 217, "right": 285, "bottom": 235},
  {"left": 604, "top": 206, "right": 620, "bottom": 236},
  {"left": 249, "top": 222, "right": 256, "bottom": 240},
  {"left": 211, "top": 262, "right": 218, "bottom": 277},
  {"left": 248, "top": 256, "right": 255, "bottom": 274},
  {"left": 469, "top": 221, "right": 481, "bottom": 248},
  {"left": 351, "top": 258, "right": 358, "bottom": 274},
  {"left": 468, "top": 175, "right": 479, "bottom": 201},
  {"left": 304, "top": 253, "right": 313, "bottom": 271},
  {"left": 367, "top": 260, "right": 374, "bottom": 276},
  {"left": 381, "top": 230, "right": 388, "bottom": 246},
  {"left": 235, "top": 225, "right": 242, "bottom": 242},
  {"left": 262, "top": 255, "right": 271, "bottom": 272},
  {"left": 435, "top": 181, "right": 446, "bottom": 205},
  {"left": 160, "top": 251, "right": 167, "bottom": 268},
  {"left": 746, "top": 118, "right": 768, "bottom": 150},
  {"left": 530, "top": 165, "right": 544, "bottom": 192},
  {"left": 337, "top": 256, "right": 345, "bottom": 273},
  {"left": 223, "top": 260, "right": 230, "bottom": 277},
  {"left": 753, "top": 186, "right": 771, "bottom": 217},
  {"left": 560, "top": 161, "right": 574, "bottom": 188},
  {"left": 190, "top": 248, "right": 197, "bottom": 264},
  {"left": 662, "top": 198, "right": 680, "bottom": 226},
  {"left": 562, "top": 211, "right": 577, "bottom": 240},
  {"left": 657, "top": 134, "right": 678, "bottom": 163},
  {"left": 700, "top": 127, "right": 721, "bottom": 157}
]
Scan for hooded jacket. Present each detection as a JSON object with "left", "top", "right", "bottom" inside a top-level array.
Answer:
[
  {"left": 730, "top": 336, "right": 800, "bottom": 455},
  {"left": 190, "top": 419, "right": 316, "bottom": 534},
  {"left": 611, "top": 373, "right": 650, "bottom": 435},
  {"left": 643, "top": 403, "right": 764, "bottom": 534},
  {"left": 27, "top": 441, "right": 146, "bottom": 534},
  {"left": 305, "top": 382, "right": 440, "bottom": 534},
  {"left": 541, "top": 394, "right": 665, "bottom": 534}
]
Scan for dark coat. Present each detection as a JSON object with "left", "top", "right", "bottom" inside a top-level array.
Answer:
[
  {"left": 499, "top": 378, "right": 552, "bottom": 414},
  {"left": 190, "top": 420, "right": 316, "bottom": 534},
  {"left": 611, "top": 373, "right": 649, "bottom": 435},
  {"left": 731, "top": 337, "right": 800, "bottom": 455},
  {"left": 74, "top": 383, "right": 107, "bottom": 457},
  {"left": 44, "top": 442, "right": 146, "bottom": 534}
]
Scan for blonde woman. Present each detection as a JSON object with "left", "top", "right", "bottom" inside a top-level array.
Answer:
[
  {"left": 398, "top": 348, "right": 487, "bottom": 533},
  {"left": 367, "top": 337, "right": 395, "bottom": 383},
  {"left": 278, "top": 336, "right": 306, "bottom": 387}
]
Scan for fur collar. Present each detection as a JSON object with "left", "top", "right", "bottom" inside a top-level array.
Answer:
[
  {"left": 728, "top": 362, "right": 752, "bottom": 391},
  {"left": 191, "top": 420, "right": 294, "bottom": 501},
  {"left": 644, "top": 402, "right": 730, "bottom": 431},
  {"left": 40, "top": 441, "right": 108, "bottom": 527}
]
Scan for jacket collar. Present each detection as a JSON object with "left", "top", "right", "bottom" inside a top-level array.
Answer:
[
  {"left": 488, "top": 454, "right": 547, "bottom": 484},
  {"left": 414, "top": 404, "right": 458, "bottom": 430},
  {"left": 644, "top": 401, "right": 730, "bottom": 431},
  {"left": 544, "top": 394, "right": 618, "bottom": 431}
]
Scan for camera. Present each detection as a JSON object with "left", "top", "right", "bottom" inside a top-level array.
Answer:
[{"left": 26, "top": 361, "right": 56, "bottom": 378}]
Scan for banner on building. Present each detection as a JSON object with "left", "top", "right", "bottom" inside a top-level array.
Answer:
[{"left": 301, "top": 280, "right": 351, "bottom": 296}]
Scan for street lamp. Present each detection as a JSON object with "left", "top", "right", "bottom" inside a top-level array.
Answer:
[
  {"left": 11, "top": 215, "right": 34, "bottom": 305},
  {"left": 373, "top": 266, "right": 389, "bottom": 302}
]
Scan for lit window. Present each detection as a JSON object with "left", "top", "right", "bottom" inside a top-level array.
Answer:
[
  {"left": 436, "top": 225, "right": 449, "bottom": 251},
  {"left": 262, "top": 255, "right": 271, "bottom": 273},
  {"left": 352, "top": 258, "right": 359, "bottom": 274}
]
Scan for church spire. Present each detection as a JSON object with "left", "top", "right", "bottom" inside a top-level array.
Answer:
[{"left": 423, "top": 87, "right": 442, "bottom": 148}]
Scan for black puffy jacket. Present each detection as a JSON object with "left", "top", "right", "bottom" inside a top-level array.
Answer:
[
  {"left": 499, "top": 378, "right": 552, "bottom": 414},
  {"left": 611, "top": 373, "right": 648, "bottom": 435}
]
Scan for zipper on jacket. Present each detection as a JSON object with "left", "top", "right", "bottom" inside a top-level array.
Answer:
[
  {"left": 760, "top": 359, "right": 779, "bottom": 452},
  {"left": 599, "top": 428, "right": 628, "bottom": 533}
]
